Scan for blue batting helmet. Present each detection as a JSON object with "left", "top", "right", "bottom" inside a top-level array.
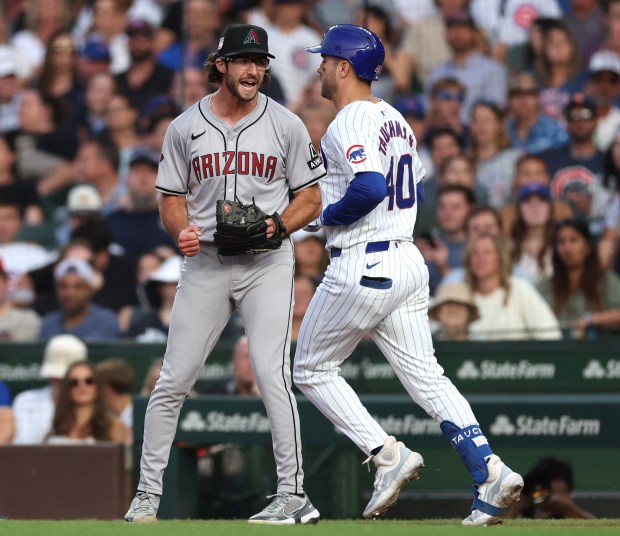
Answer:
[{"left": 306, "top": 24, "right": 385, "bottom": 81}]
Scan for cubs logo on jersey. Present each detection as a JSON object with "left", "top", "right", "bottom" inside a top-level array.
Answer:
[{"left": 346, "top": 145, "right": 367, "bottom": 164}]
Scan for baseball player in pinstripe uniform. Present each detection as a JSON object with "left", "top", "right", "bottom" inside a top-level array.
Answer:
[
  {"left": 294, "top": 25, "right": 524, "bottom": 525},
  {"left": 125, "top": 24, "right": 324, "bottom": 525}
]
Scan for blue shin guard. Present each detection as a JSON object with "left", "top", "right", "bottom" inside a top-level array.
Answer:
[{"left": 440, "top": 421, "right": 493, "bottom": 485}]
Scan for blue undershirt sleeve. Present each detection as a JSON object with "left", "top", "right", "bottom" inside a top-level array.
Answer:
[{"left": 321, "top": 171, "right": 387, "bottom": 226}]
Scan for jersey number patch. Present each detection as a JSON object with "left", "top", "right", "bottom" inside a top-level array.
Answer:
[{"left": 385, "top": 154, "right": 416, "bottom": 210}]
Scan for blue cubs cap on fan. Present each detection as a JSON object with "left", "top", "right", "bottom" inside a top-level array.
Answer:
[
  {"left": 82, "top": 37, "right": 110, "bottom": 61},
  {"left": 395, "top": 96, "right": 426, "bottom": 119},
  {"left": 217, "top": 24, "right": 275, "bottom": 59},
  {"left": 306, "top": 24, "right": 385, "bottom": 81}
]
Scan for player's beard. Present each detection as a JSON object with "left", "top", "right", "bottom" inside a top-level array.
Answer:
[
  {"left": 226, "top": 74, "right": 261, "bottom": 103},
  {"left": 320, "top": 75, "right": 336, "bottom": 101}
]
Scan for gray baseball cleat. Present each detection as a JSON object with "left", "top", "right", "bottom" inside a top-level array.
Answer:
[
  {"left": 362, "top": 436, "right": 425, "bottom": 519},
  {"left": 248, "top": 492, "right": 320, "bottom": 525},
  {"left": 462, "top": 455, "right": 524, "bottom": 526},
  {"left": 124, "top": 491, "right": 160, "bottom": 523}
]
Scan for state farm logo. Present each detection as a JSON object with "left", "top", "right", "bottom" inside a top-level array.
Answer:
[
  {"left": 582, "top": 359, "right": 620, "bottom": 379},
  {"left": 180, "top": 410, "right": 271, "bottom": 433},
  {"left": 489, "top": 414, "right": 600, "bottom": 437},
  {"left": 332, "top": 414, "right": 440, "bottom": 436},
  {"left": 456, "top": 359, "right": 555, "bottom": 380}
]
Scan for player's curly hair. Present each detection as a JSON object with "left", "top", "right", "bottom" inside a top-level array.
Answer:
[{"left": 204, "top": 52, "right": 272, "bottom": 86}]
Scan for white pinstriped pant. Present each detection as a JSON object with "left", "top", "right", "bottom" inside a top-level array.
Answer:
[{"left": 293, "top": 240, "right": 478, "bottom": 455}]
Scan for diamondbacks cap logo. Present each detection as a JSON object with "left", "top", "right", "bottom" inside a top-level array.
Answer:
[
  {"left": 244, "top": 29, "right": 260, "bottom": 44},
  {"left": 346, "top": 144, "right": 367, "bottom": 164}
]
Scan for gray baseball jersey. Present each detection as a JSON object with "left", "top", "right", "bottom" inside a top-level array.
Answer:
[
  {"left": 138, "top": 93, "right": 326, "bottom": 499},
  {"left": 156, "top": 92, "right": 325, "bottom": 238}
]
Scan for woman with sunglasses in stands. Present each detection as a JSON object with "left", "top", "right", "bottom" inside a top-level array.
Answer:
[{"left": 47, "top": 361, "right": 126, "bottom": 443}]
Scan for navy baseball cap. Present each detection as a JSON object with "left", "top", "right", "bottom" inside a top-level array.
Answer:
[
  {"left": 217, "top": 24, "right": 275, "bottom": 59},
  {"left": 395, "top": 96, "right": 426, "bottom": 119},
  {"left": 518, "top": 183, "right": 551, "bottom": 202},
  {"left": 81, "top": 37, "right": 110, "bottom": 62},
  {"left": 130, "top": 147, "right": 160, "bottom": 169}
]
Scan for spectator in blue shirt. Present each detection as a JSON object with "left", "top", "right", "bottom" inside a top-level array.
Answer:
[
  {"left": 39, "top": 258, "right": 120, "bottom": 341},
  {"left": 425, "top": 11, "right": 508, "bottom": 123},
  {"left": 507, "top": 72, "right": 569, "bottom": 154}
]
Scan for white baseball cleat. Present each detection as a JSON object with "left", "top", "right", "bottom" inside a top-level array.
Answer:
[
  {"left": 362, "top": 436, "right": 425, "bottom": 519},
  {"left": 124, "top": 491, "right": 160, "bottom": 523},
  {"left": 248, "top": 492, "right": 320, "bottom": 525},
  {"left": 462, "top": 455, "right": 524, "bottom": 526}
]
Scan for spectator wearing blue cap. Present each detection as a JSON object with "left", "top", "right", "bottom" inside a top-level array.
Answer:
[
  {"left": 106, "top": 147, "right": 176, "bottom": 259},
  {"left": 77, "top": 36, "right": 112, "bottom": 84},
  {"left": 395, "top": 95, "right": 433, "bottom": 179}
]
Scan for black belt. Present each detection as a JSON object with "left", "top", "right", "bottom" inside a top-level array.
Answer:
[{"left": 330, "top": 241, "right": 390, "bottom": 259}]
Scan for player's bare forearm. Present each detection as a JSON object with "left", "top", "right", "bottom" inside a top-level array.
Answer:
[
  {"left": 278, "top": 184, "right": 322, "bottom": 235},
  {"left": 159, "top": 193, "right": 202, "bottom": 256}
]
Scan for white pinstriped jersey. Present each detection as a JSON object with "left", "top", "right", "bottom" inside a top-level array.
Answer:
[
  {"left": 156, "top": 93, "right": 326, "bottom": 240},
  {"left": 319, "top": 99, "right": 425, "bottom": 250}
]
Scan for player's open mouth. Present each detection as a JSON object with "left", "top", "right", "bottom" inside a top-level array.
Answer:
[{"left": 241, "top": 80, "right": 257, "bottom": 89}]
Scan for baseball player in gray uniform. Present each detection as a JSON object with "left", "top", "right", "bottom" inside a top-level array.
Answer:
[
  {"left": 125, "top": 24, "right": 324, "bottom": 525},
  {"left": 294, "top": 25, "right": 524, "bottom": 525}
]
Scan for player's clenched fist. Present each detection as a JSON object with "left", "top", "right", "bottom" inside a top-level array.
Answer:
[{"left": 178, "top": 225, "right": 202, "bottom": 257}]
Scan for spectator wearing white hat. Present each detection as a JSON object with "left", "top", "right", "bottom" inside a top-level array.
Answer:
[
  {"left": 39, "top": 258, "right": 120, "bottom": 341},
  {"left": 586, "top": 50, "right": 620, "bottom": 151},
  {"left": 12, "top": 334, "right": 87, "bottom": 444},
  {"left": 56, "top": 183, "right": 103, "bottom": 246}
]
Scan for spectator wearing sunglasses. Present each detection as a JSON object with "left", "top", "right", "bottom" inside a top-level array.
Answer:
[
  {"left": 12, "top": 335, "right": 87, "bottom": 444},
  {"left": 507, "top": 72, "right": 568, "bottom": 154},
  {"left": 425, "top": 78, "right": 469, "bottom": 148},
  {"left": 585, "top": 50, "right": 620, "bottom": 151},
  {"left": 47, "top": 361, "right": 126, "bottom": 444},
  {"left": 539, "top": 94, "right": 615, "bottom": 240}
]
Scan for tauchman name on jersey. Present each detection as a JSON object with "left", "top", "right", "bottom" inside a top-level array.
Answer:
[
  {"left": 191, "top": 151, "right": 278, "bottom": 183},
  {"left": 378, "top": 120, "right": 415, "bottom": 155}
]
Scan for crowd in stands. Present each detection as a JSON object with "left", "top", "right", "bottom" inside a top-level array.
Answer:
[{"left": 0, "top": 0, "right": 619, "bottom": 350}]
